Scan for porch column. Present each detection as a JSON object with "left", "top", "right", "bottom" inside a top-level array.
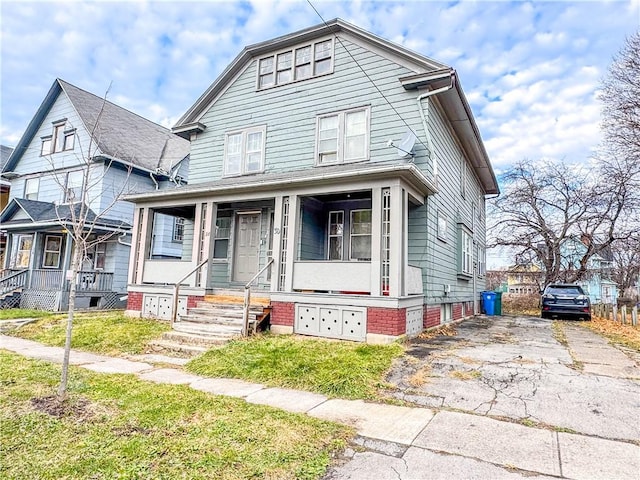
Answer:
[
  {"left": 190, "top": 202, "right": 205, "bottom": 288},
  {"left": 202, "top": 202, "right": 216, "bottom": 289},
  {"left": 284, "top": 194, "right": 300, "bottom": 292},
  {"left": 370, "top": 187, "right": 382, "bottom": 296},
  {"left": 61, "top": 232, "right": 74, "bottom": 290},
  {"left": 27, "top": 232, "right": 40, "bottom": 288},
  {"left": 270, "top": 196, "right": 283, "bottom": 292},
  {"left": 3, "top": 234, "right": 13, "bottom": 269},
  {"left": 389, "top": 185, "right": 406, "bottom": 297},
  {"left": 129, "top": 207, "right": 152, "bottom": 285}
]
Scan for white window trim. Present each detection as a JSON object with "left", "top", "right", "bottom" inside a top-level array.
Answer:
[
  {"left": 256, "top": 37, "right": 334, "bottom": 90},
  {"left": 15, "top": 234, "right": 33, "bottom": 268},
  {"left": 172, "top": 217, "right": 185, "bottom": 243},
  {"left": 461, "top": 229, "right": 473, "bottom": 276},
  {"left": 460, "top": 157, "right": 467, "bottom": 199},
  {"left": 40, "top": 136, "right": 53, "bottom": 156},
  {"left": 213, "top": 214, "right": 232, "bottom": 260},
  {"left": 349, "top": 209, "right": 372, "bottom": 261},
  {"left": 437, "top": 210, "right": 448, "bottom": 242},
  {"left": 327, "top": 210, "right": 344, "bottom": 261},
  {"left": 477, "top": 244, "right": 486, "bottom": 278},
  {"left": 93, "top": 243, "right": 106, "bottom": 270},
  {"left": 223, "top": 125, "right": 267, "bottom": 177},
  {"left": 24, "top": 177, "right": 40, "bottom": 200},
  {"left": 64, "top": 170, "right": 84, "bottom": 203},
  {"left": 315, "top": 106, "right": 370, "bottom": 166},
  {"left": 42, "top": 235, "right": 63, "bottom": 269}
]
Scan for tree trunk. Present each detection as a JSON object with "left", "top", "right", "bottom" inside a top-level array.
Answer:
[{"left": 57, "top": 245, "right": 82, "bottom": 401}]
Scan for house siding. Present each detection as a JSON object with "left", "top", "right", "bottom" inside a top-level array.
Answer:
[{"left": 188, "top": 36, "right": 423, "bottom": 184}]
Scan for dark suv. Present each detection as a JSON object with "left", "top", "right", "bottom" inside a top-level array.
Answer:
[{"left": 540, "top": 283, "right": 591, "bottom": 320}]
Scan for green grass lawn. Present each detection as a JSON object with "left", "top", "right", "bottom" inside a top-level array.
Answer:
[
  {"left": 4, "top": 311, "right": 169, "bottom": 356},
  {"left": 186, "top": 334, "right": 404, "bottom": 400},
  {"left": 0, "top": 351, "right": 352, "bottom": 480},
  {"left": 0, "top": 308, "right": 59, "bottom": 320}
]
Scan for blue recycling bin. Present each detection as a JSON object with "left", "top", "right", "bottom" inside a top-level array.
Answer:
[{"left": 481, "top": 291, "right": 497, "bottom": 316}]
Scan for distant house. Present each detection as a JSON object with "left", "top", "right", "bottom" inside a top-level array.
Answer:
[
  {"left": 0, "top": 145, "right": 13, "bottom": 265},
  {"left": 506, "top": 264, "right": 543, "bottom": 295},
  {"left": 124, "top": 19, "right": 499, "bottom": 342},
  {"left": 560, "top": 236, "right": 618, "bottom": 304},
  {"left": 0, "top": 79, "right": 190, "bottom": 310}
]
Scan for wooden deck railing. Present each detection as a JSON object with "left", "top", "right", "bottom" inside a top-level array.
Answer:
[{"left": 0, "top": 269, "right": 28, "bottom": 296}]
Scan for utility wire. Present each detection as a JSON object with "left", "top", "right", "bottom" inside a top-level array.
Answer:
[{"left": 305, "top": 0, "right": 431, "bottom": 153}]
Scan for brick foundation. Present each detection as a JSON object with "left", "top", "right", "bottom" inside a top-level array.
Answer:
[
  {"left": 271, "top": 301, "right": 295, "bottom": 326},
  {"left": 453, "top": 303, "right": 463, "bottom": 320},
  {"left": 127, "top": 291, "right": 143, "bottom": 311},
  {"left": 424, "top": 306, "right": 441, "bottom": 328},
  {"left": 367, "top": 307, "right": 406, "bottom": 336}
]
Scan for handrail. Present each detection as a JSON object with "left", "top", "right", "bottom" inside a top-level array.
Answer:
[
  {"left": 243, "top": 257, "right": 274, "bottom": 336},
  {"left": 0, "top": 269, "right": 28, "bottom": 296},
  {"left": 171, "top": 258, "right": 209, "bottom": 328}
]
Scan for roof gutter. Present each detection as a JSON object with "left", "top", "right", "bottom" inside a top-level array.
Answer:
[{"left": 415, "top": 69, "right": 455, "bottom": 182}]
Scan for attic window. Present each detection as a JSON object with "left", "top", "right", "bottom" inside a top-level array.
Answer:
[{"left": 257, "top": 38, "right": 334, "bottom": 90}]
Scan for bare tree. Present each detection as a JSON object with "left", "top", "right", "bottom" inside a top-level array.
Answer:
[
  {"left": 45, "top": 88, "right": 133, "bottom": 401},
  {"left": 488, "top": 158, "right": 634, "bottom": 285},
  {"left": 600, "top": 31, "right": 640, "bottom": 166},
  {"left": 610, "top": 236, "right": 640, "bottom": 299},
  {"left": 490, "top": 34, "right": 640, "bottom": 287}
]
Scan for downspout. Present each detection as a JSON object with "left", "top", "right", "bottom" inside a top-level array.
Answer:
[
  {"left": 416, "top": 71, "right": 455, "bottom": 182},
  {"left": 416, "top": 71, "right": 455, "bottom": 314},
  {"left": 118, "top": 232, "right": 131, "bottom": 247},
  {"left": 149, "top": 172, "right": 159, "bottom": 190}
]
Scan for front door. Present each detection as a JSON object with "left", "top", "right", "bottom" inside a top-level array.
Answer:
[{"left": 233, "top": 213, "right": 261, "bottom": 283}]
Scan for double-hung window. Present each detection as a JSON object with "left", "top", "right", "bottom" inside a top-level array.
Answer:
[
  {"left": 350, "top": 209, "right": 372, "bottom": 261},
  {"left": 224, "top": 126, "right": 266, "bottom": 176},
  {"left": 327, "top": 211, "right": 344, "bottom": 260},
  {"left": 43, "top": 235, "right": 62, "bottom": 268},
  {"left": 15, "top": 235, "right": 33, "bottom": 268},
  {"left": 24, "top": 178, "right": 39, "bottom": 200},
  {"left": 317, "top": 107, "right": 369, "bottom": 165},
  {"left": 213, "top": 215, "right": 231, "bottom": 259},
  {"left": 65, "top": 170, "right": 84, "bottom": 203},
  {"left": 257, "top": 39, "right": 333, "bottom": 89},
  {"left": 457, "top": 224, "right": 473, "bottom": 277}
]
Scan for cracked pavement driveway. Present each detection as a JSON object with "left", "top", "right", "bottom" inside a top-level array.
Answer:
[{"left": 384, "top": 316, "right": 640, "bottom": 442}]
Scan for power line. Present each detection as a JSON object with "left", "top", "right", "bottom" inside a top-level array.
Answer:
[{"left": 305, "top": 0, "right": 431, "bottom": 153}]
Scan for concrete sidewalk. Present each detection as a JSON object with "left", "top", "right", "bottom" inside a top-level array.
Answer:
[{"left": 1, "top": 334, "right": 638, "bottom": 479}]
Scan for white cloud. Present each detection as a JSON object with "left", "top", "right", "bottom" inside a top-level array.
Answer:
[{"left": 1, "top": 0, "right": 638, "bottom": 174}]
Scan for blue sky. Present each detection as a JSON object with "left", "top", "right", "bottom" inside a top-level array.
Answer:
[{"left": 1, "top": 0, "right": 638, "bottom": 265}]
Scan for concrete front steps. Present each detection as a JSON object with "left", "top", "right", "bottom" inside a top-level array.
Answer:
[{"left": 149, "top": 294, "right": 271, "bottom": 357}]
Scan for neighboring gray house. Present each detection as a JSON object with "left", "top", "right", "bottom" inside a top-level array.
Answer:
[
  {"left": 0, "top": 78, "right": 190, "bottom": 310},
  {"left": 125, "top": 19, "right": 499, "bottom": 343},
  {"left": 0, "top": 145, "right": 13, "bottom": 265}
]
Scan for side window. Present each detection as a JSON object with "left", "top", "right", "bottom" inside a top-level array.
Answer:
[
  {"left": 327, "top": 211, "right": 344, "bottom": 260},
  {"left": 457, "top": 224, "right": 473, "bottom": 277},
  {"left": 213, "top": 215, "right": 231, "bottom": 259},
  {"left": 24, "top": 178, "right": 40, "bottom": 200},
  {"left": 350, "top": 209, "right": 372, "bottom": 261}
]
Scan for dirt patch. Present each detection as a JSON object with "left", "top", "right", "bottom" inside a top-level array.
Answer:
[{"left": 30, "top": 395, "right": 96, "bottom": 422}]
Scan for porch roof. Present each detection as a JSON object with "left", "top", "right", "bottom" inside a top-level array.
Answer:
[
  {"left": 0, "top": 198, "right": 131, "bottom": 232},
  {"left": 124, "top": 162, "right": 437, "bottom": 204}
]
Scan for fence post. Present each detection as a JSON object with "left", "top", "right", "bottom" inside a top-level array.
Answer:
[
  {"left": 621, "top": 305, "right": 627, "bottom": 325},
  {"left": 613, "top": 305, "right": 618, "bottom": 323},
  {"left": 632, "top": 306, "right": 638, "bottom": 327}
]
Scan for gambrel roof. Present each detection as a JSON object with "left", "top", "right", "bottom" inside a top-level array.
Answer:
[
  {"left": 3, "top": 79, "right": 190, "bottom": 177},
  {"left": 173, "top": 18, "right": 498, "bottom": 194}
]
